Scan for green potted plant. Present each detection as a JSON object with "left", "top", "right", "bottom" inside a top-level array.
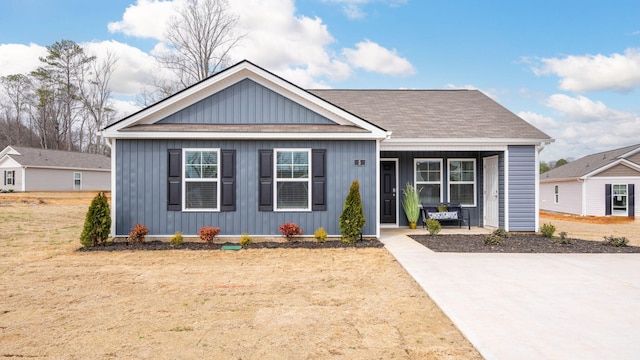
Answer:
[{"left": 401, "top": 183, "right": 421, "bottom": 229}]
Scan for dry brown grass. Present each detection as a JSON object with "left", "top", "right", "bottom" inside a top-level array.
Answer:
[
  {"left": 0, "top": 193, "right": 480, "bottom": 359},
  {"left": 540, "top": 210, "right": 640, "bottom": 246}
]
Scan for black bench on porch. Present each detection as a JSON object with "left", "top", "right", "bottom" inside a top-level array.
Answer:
[{"left": 421, "top": 203, "right": 470, "bottom": 230}]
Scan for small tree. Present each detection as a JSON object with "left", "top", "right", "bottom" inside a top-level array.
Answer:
[
  {"left": 339, "top": 180, "right": 366, "bottom": 243},
  {"left": 80, "top": 192, "right": 111, "bottom": 247}
]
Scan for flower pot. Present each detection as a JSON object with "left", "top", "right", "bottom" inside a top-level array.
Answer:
[{"left": 409, "top": 222, "right": 417, "bottom": 229}]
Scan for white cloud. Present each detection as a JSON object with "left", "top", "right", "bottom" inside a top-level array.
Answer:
[
  {"left": 545, "top": 94, "right": 628, "bottom": 121},
  {"left": 517, "top": 111, "right": 559, "bottom": 130},
  {"left": 537, "top": 93, "right": 640, "bottom": 161},
  {"left": 532, "top": 48, "right": 640, "bottom": 93},
  {"left": 107, "top": 0, "right": 184, "bottom": 40},
  {"left": 343, "top": 39, "right": 415, "bottom": 77},
  {"left": 0, "top": 43, "right": 47, "bottom": 76}
]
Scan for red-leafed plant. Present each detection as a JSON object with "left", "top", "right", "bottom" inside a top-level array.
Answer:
[
  {"left": 198, "top": 226, "right": 221, "bottom": 244},
  {"left": 128, "top": 223, "right": 149, "bottom": 245},
  {"left": 279, "top": 222, "right": 302, "bottom": 240}
]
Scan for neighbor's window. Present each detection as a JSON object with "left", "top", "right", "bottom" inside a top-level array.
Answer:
[
  {"left": 554, "top": 185, "right": 559, "bottom": 203},
  {"left": 415, "top": 159, "right": 442, "bottom": 204},
  {"left": 275, "top": 149, "right": 310, "bottom": 210},
  {"left": 448, "top": 159, "right": 476, "bottom": 206},
  {"left": 5, "top": 170, "right": 15, "bottom": 186},
  {"left": 73, "top": 172, "right": 81, "bottom": 190},
  {"left": 183, "top": 149, "right": 220, "bottom": 210}
]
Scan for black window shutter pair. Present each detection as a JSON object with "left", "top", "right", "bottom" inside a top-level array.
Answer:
[
  {"left": 167, "top": 149, "right": 236, "bottom": 211},
  {"left": 258, "top": 149, "right": 327, "bottom": 212},
  {"left": 605, "top": 183, "right": 636, "bottom": 217}
]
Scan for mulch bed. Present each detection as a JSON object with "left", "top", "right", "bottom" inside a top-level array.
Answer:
[
  {"left": 77, "top": 239, "right": 384, "bottom": 252},
  {"left": 410, "top": 234, "right": 640, "bottom": 253}
]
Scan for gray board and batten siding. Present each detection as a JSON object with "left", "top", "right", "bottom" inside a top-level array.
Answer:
[
  {"left": 507, "top": 145, "right": 537, "bottom": 231},
  {"left": 157, "top": 78, "right": 335, "bottom": 125},
  {"left": 114, "top": 139, "right": 377, "bottom": 237}
]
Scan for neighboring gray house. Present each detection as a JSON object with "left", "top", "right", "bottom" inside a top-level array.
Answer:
[
  {"left": 540, "top": 144, "right": 639, "bottom": 217},
  {"left": 101, "top": 60, "right": 552, "bottom": 238},
  {"left": 0, "top": 146, "right": 110, "bottom": 192}
]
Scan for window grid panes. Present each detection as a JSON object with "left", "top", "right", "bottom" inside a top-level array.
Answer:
[
  {"left": 415, "top": 159, "right": 442, "bottom": 204},
  {"left": 184, "top": 149, "right": 219, "bottom": 210},
  {"left": 6, "top": 171, "right": 15, "bottom": 185},
  {"left": 275, "top": 150, "right": 310, "bottom": 210},
  {"left": 73, "top": 172, "right": 81, "bottom": 190},
  {"left": 448, "top": 159, "right": 476, "bottom": 206}
]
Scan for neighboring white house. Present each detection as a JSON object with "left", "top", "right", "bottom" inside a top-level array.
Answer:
[
  {"left": 0, "top": 146, "right": 111, "bottom": 192},
  {"left": 540, "top": 144, "right": 639, "bottom": 217}
]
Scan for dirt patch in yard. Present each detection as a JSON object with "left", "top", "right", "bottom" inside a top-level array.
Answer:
[
  {"left": 540, "top": 210, "right": 640, "bottom": 246},
  {"left": 0, "top": 194, "right": 481, "bottom": 359}
]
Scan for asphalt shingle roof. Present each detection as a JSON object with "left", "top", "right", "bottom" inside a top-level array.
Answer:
[
  {"left": 541, "top": 143, "right": 640, "bottom": 180},
  {"left": 6, "top": 146, "right": 110, "bottom": 170},
  {"left": 309, "top": 89, "right": 551, "bottom": 140}
]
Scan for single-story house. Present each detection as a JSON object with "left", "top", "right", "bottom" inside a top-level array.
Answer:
[
  {"left": 540, "top": 144, "right": 639, "bottom": 217},
  {"left": 101, "top": 60, "right": 553, "bottom": 238},
  {"left": 0, "top": 146, "right": 111, "bottom": 192}
]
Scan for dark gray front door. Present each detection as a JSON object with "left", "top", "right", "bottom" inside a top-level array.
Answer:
[{"left": 380, "top": 160, "right": 397, "bottom": 224}]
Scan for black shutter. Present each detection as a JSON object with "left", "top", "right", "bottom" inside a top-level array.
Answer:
[
  {"left": 312, "top": 149, "right": 326, "bottom": 211},
  {"left": 167, "top": 149, "right": 182, "bottom": 211},
  {"left": 258, "top": 150, "right": 273, "bottom": 211},
  {"left": 629, "top": 184, "right": 635, "bottom": 217},
  {"left": 3, "top": 171, "right": 5, "bottom": 186},
  {"left": 605, "top": 184, "right": 612, "bottom": 216},
  {"left": 220, "top": 150, "right": 236, "bottom": 212}
]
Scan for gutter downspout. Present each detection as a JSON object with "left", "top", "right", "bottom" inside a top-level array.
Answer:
[{"left": 577, "top": 177, "right": 586, "bottom": 216}]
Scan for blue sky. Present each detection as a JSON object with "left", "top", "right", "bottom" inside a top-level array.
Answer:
[{"left": 1, "top": 0, "right": 639, "bottom": 161}]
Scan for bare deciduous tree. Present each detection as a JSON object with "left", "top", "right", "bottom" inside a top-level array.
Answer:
[
  {"left": 157, "top": 0, "right": 243, "bottom": 89},
  {"left": 78, "top": 51, "right": 118, "bottom": 154}
]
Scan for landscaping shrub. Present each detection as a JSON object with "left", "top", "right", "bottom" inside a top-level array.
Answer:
[
  {"left": 603, "top": 235, "right": 628, "bottom": 247},
  {"left": 170, "top": 232, "right": 184, "bottom": 246},
  {"left": 492, "top": 228, "right": 510, "bottom": 238},
  {"left": 314, "top": 227, "right": 327, "bottom": 243},
  {"left": 339, "top": 179, "right": 366, "bottom": 244},
  {"left": 540, "top": 223, "right": 556, "bottom": 238},
  {"left": 128, "top": 223, "right": 149, "bottom": 244},
  {"left": 484, "top": 233, "right": 503, "bottom": 245},
  {"left": 239, "top": 232, "right": 252, "bottom": 246},
  {"left": 198, "top": 226, "right": 220, "bottom": 244},
  {"left": 279, "top": 222, "right": 302, "bottom": 240},
  {"left": 80, "top": 192, "right": 111, "bottom": 247},
  {"left": 8, "top": 189, "right": 14, "bottom": 193},
  {"left": 426, "top": 218, "right": 441, "bottom": 236},
  {"left": 557, "top": 231, "right": 572, "bottom": 245}
]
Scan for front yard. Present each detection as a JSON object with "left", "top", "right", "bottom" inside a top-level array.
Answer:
[{"left": 0, "top": 193, "right": 480, "bottom": 359}]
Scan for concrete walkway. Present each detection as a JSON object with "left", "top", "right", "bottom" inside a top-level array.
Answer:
[{"left": 380, "top": 229, "right": 640, "bottom": 360}]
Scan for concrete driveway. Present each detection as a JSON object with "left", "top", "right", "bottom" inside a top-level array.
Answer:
[{"left": 381, "top": 231, "right": 640, "bottom": 360}]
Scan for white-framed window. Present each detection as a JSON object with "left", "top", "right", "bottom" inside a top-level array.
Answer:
[
  {"left": 5, "top": 170, "right": 15, "bottom": 186},
  {"left": 73, "top": 172, "right": 81, "bottom": 190},
  {"left": 448, "top": 159, "right": 476, "bottom": 206},
  {"left": 414, "top": 159, "right": 442, "bottom": 204},
  {"left": 275, "top": 149, "right": 311, "bottom": 211},
  {"left": 554, "top": 185, "right": 559, "bottom": 204},
  {"left": 612, "top": 184, "right": 627, "bottom": 215},
  {"left": 183, "top": 149, "right": 220, "bottom": 211}
]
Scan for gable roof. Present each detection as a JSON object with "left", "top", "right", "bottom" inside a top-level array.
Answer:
[
  {"left": 0, "top": 146, "right": 110, "bottom": 171},
  {"left": 541, "top": 143, "right": 640, "bottom": 181},
  {"left": 309, "top": 89, "right": 552, "bottom": 143},
  {"left": 102, "top": 60, "right": 389, "bottom": 141}
]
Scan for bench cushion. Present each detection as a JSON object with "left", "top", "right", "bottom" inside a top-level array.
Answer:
[{"left": 428, "top": 211, "right": 458, "bottom": 220}]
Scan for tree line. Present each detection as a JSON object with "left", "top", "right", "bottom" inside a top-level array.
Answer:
[
  {"left": 0, "top": 0, "right": 241, "bottom": 156},
  {"left": 540, "top": 158, "right": 569, "bottom": 173}
]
